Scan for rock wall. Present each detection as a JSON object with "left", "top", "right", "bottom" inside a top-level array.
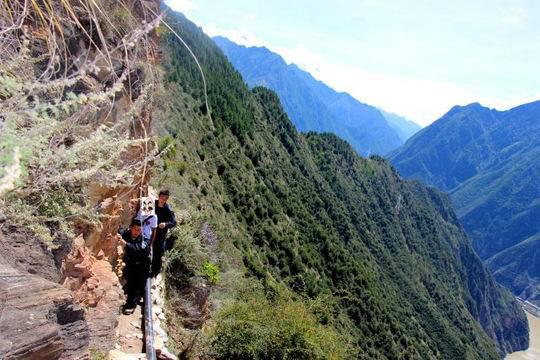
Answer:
[
  {"left": 0, "top": 227, "right": 60, "bottom": 283},
  {"left": 59, "top": 95, "right": 155, "bottom": 351},
  {"left": 0, "top": 111, "right": 154, "bottom": 356},
  {"left": 0, "top": 16, "right": 159, "bottom": 360},
  {"left": 0, "top": 250, "right": 89, "bottom": 359}
]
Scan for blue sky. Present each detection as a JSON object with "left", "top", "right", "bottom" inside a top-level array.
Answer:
[{"left": 165, "top": 0, "right": 540, "bottom": 126}]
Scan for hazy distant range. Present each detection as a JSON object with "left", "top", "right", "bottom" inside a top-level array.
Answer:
[{"left": 214, "top": 36, "right": 421, "bottom": 156}]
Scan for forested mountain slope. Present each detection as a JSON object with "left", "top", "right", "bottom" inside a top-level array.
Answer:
[
  {"left": 213, "top": 36, "right": 411, "bottom": 155},
  {"left": 390, "top": 102, "right": 540, "bottom": 305},
  {"left": 153, "top": 8, "right": 529, "bottom": 359}
]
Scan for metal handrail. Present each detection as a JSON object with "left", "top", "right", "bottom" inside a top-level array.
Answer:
[{"left": 144, "top": 275, "right": 157, "bottom": 360}]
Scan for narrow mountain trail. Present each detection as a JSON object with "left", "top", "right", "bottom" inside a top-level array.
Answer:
[
  {"left": 108, "top": 286, "right": 147, "bottom": 359},
  {"left": 106, "top": 186, "right": 176, "bottom": 359},
  {"left": 115, "top": 304, "right": 145, "bottom": 356},
  {"left": 109, "top": 273, "right": 175, "bottom": 359}
]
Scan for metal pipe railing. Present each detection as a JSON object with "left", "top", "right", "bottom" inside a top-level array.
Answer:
[{"left": 144, "top": 276, "right": 157, "bottom": 360}]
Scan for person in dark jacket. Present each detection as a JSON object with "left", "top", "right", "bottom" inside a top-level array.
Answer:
[
  {"left": 118, "top": 218, "right": 151, "bottom": 314},
  {"left": 152, "top": 189, "right": 177, "bottom": 276}
]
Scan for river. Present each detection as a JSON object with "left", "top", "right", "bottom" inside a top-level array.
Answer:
[{"left": 506, "top": 311, "right": 540, "bottom": 360}]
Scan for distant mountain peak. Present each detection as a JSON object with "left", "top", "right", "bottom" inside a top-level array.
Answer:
[
  {"left": 213, "top": 36, "right": 274, "bottom": 57},
  {"left": 447, "top": 102, "right": 487, "bottom": 113},
  {"left": 214, "top": 35, "right": 421, "bottom": 154},
  {"left": 213, "top": 35, "right": 286, "bottom": 65}
]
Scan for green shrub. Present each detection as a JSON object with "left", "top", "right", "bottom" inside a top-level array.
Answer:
[
  {"left": 190, "top": 175, "right": 200, "bottom": 187},
  {"left": 158, "top": 135, "right": 177, "bottom": 158},
  {"left": 201, "top": 260, "right": 220, "bottom": 284},
  {"left": 207, "top": 281, "right": 351, "bottom": 359},
  {"left": 164, "top": 223, "right": 206, "bottom": 288},
  {"left": 164, "top": 159, "right": 187, "bottom": 175},
  {"left": 176, "top": 161, "right": 188, "bottom": 175}
]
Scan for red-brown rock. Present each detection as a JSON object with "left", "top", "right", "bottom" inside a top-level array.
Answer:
[
  {"left": 0, "top": 257, "right": 89, "bottom": 359},
  {"left": 61, "top": 235, "right": 124, "bottom": 351}
]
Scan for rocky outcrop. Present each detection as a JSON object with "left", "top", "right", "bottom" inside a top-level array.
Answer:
[
  {"left": 58, "top": 151, "right": 154, "bottom": 352},
  {"left": 458, "top": 241, "right": 530, "bottom": 355},
  {"left": 0, "top": 135, "right": 156, "bottom": 358},
  {"left": 61, "top": 234, "right": 124, "bottom": 351},
  {"left": 0, "top": 226, "right": 61, "bottom": 283},
  {"left": 0, "top": 256, "right": 89, "bottom": 359}
]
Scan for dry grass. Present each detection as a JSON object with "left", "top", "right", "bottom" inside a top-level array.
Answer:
[{"left": 0, "top": 0, "right": 161, "bottom": 245}]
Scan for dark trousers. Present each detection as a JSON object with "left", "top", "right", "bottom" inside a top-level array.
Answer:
[
  {"left": 124, "top": 260, "right": 149, "bottom": 303},
  {"left": 152, "top": 234, "right": 165, "bottom": 275}
]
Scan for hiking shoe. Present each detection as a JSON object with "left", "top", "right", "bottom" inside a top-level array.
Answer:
[
  {"left": 122, "top": 306, "right": 135, "bottom": 315},
  {"left": 122, "top": 301, "right": 136, "bottom": 315}
]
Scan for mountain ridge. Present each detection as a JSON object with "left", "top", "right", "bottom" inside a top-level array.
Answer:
[
  {"left": 380, "top": 108, "right": 423, "bottom": 142},
  {"left": 390, "top": 99, "right": 540, "bottom": 306},
  {"left": 213, "top": 35, "right": 420, "bottom": 155}
]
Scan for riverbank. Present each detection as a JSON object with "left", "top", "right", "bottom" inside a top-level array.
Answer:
[{"left": 506, "top": 311, "right": 540, "bottom": 360}]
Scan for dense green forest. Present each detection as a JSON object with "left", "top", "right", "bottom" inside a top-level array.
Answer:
[{"left": 152, "top": 8, "right": 528, "bottom": 359}]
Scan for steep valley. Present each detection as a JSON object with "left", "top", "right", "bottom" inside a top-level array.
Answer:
[
  {"left": 390, "top": 102, "right": 540, "bottom": 307},
  {"left": 149, "top": 9, "right": 529, "bottom": 359}
]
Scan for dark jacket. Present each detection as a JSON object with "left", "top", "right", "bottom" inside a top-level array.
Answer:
[
  {"left": 120, "top": 229, "right": 151, "bottom": 263},
  {"left": 155, "top": 201, "right": 177, "bottom": 237}
]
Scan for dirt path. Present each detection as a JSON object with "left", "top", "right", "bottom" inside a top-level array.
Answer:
[
  {"left": 115, "top": 302, "right": 145, "bottom": 355},
  {"left": 506, "top": 311, "right": 540, "bottom": 360},
  {"left": 109, "top": 273, "right": 176, "bottom": 359}
]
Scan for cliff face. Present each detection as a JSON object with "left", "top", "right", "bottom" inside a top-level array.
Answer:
[
  {"left": 0, "top": 0, "right": 160, "bottom": 357},
  {"left": 0, "top": 240, "right": 89, "bottom": 359},
  {"left": 457, "top": 238, "right": 529, "bottom": 354}
]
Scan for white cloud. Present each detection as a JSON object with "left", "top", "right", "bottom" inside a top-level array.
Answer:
[
  {"left": 271, "top": 44, "right": 472, "bottom": 125},
  {"left": 164, "top": 0, "right": 197, "bottom": 16},
  {"left": 191, "top": 22, "right": 540, "bottom": 126},
  {"left": 270, "top": 44, "right": 539, "bottom": 126}
]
